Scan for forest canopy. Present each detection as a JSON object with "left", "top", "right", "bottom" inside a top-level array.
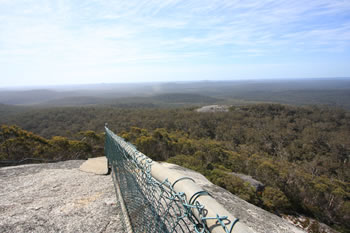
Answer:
[{"left": 0, "top": 103, "right": 349, "bottom": 232}]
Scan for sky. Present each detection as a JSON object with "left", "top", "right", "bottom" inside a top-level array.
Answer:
[{"left": 0, "top": 0, "right": 350, "bottom": 87}]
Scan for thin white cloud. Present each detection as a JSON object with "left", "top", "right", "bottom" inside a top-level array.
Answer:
[{"left": 0, "top": 0, "right": 349, "bottom": 86}]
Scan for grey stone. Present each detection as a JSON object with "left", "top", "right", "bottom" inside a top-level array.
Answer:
[
  {"left": 0, "top": 160, "right": 124, "bottom": 233},
  {"left": 0, "top": 160, "right": 336, "bottom": 233},
  {"left": 196, "top": 105, "right": 230, "bottom": 113},
  {"left": 79, "top": 157, "right": 109, "bottom": 175},
  {"left": 230, "top": 172, "right": 265, "bottom": 192}
]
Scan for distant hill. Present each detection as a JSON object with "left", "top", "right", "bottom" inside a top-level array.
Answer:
[
  {"left": 38, "top": 93, "right": 221, "bottom": 107},
  {"left": 0, "top": 104, "right": 29, "bottom": 117},
  {"left": 0, "top": 90, "right": 78, "bottom": 105},
  {"left": 1, "top": 78, "right": 350, "bottom": 109},
  {"left": 42, "top": 96, "right": 108, "bottom": 106},
  {"left": 151, "top": 93, "right": 220, "bottom": 104},
  {"left": 228, "top": 89, "right": 350, "bottom": 109}
]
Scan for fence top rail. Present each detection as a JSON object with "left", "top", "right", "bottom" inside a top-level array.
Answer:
[{"left": 105, "top": 126, "right": 254, "bottom": 233}]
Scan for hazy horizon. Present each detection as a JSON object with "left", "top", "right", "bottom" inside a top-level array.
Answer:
[
  {"left": 1, "top": 0, "right": 350, "bottom": 87},
  {"left": 1, "top": 77, "right": 350, "bottom": 90}
]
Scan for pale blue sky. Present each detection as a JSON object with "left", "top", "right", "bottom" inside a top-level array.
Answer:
[{"left": 1, "top": 0, "right": 350, "bottom": 87}]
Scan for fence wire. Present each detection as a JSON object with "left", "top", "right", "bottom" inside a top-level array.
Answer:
[{"left": 105, "top": 126, "right": 239, "bottom": 233}]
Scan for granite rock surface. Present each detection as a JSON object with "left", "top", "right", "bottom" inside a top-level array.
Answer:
[{"left": 0, "top": 160, "right": 124, "bottom": 233}]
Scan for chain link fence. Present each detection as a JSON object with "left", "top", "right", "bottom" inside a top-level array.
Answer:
[{"left": 105, "top": 126, "right": 240, "bottom": 233}]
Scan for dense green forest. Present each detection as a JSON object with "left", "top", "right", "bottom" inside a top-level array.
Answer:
[
  {"left": 0, "top": 125, "right": 104, "bottom": 165},
  {"left": 0, "top": 103, "right": 349, "bottom": 232}
]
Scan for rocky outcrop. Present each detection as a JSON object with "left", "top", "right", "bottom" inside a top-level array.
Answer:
[
  {"left": 230, "top": 172, "right": 265, "bottom": 192},
  {"left": 196, "top": 105, "right": 230, "bottom": 112},
  {"left": 79, "top": 157, "right": 109, "bottom": 175},
  {"left": 0, "top": 160, "right": 124, "bottom": 233},
  {"left": 1, "top": 159, "right": 332, "bottom": 233}
]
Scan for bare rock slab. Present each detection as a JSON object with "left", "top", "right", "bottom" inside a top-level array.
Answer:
[
  {"left": 196, "top": 105, "right": 230, "bottom": 113},
  {"left": 79, "top": 157, "right": 108, "bottom": 175},
  {"left": 0, "top": 160, "right": 124, "bottom": 233}
]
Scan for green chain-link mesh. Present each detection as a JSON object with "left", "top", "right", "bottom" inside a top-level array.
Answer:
[{"left": 105, "top": 127, "right": 239, "bottom": 233}]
